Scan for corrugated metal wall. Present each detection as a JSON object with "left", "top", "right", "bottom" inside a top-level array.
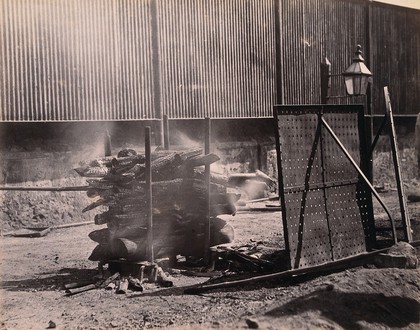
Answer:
[
  {"left": 371, "top": 3, "right": 420, "bottom": 115},
  {"left": 157, "top": 0, "right": 276, "bottom": 119},
  {"left": 0, "top": 0, "right": 276, "bottom": 121},
  {"left": 0, "top": 0, "right": 419, "bottom": 121},
  {"left": 279, "top": 0, "right": 368, "bottom": 105},
  {"left": 0, "top": 0, "right": 156, "bottom": 121},
  {"left": 279, "top": 0, "right": 420, "bottom": 114}
]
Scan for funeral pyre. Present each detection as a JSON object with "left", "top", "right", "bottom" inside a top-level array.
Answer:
[{"left": 75, "top": 147, "right": 238, "bottom": 265}]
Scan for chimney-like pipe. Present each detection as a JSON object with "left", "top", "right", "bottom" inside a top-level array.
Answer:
[
  {"left": 204, "top": 117, "right": 211, "bottom": 262},
  {"left": 104, "top": 130, "right": 112, "bottom": 156},
  {"left": 145, "top": 126, "right": 154, "bottom": 263}
]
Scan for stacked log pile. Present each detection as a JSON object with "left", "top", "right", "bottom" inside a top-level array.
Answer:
[{"left": 75, "top": 147, "right": 238, "bottom": 263}]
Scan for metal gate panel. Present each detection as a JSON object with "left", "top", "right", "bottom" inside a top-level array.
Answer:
[
  {"left": 274, "top": 105, "right": 375, "bottom": 269},
  {"left": 283, "top": 189, "right": 331, "bottom": 268}
]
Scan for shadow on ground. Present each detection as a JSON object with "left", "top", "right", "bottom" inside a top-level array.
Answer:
[
  {"left": 0, "top": 267, "right": 98, "bottom": 292},
  {"left": 265, "top": 288, "right": 420, "bottom": 329}
]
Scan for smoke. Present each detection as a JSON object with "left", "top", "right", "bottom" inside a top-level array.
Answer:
[
  {"left": 63, "top": 121, "right": 117, "bottom": 166},
  {"left": 171, "top": 131, "right": 202, "bottom": 149}
]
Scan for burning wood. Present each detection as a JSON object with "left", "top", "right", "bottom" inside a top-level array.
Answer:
[{"left": 76, "top": 147, "right": 238, "bottom": 264}]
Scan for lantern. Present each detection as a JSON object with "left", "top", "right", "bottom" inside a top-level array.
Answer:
[{"left": 342, "top": 45, "right": 372, "bottom": 96}]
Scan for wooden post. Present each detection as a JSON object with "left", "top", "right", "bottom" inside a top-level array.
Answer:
[
  {"left": 104, "top": 130, "right": 112, "bottom": 156},
  {"left": 153, "top": 120, "right": 163, "bottom": 147},
  {"left": 204, "top": 117, "right": 211, "bottom": 262},
  {"left": 320, "top": 57, "right": 331, "bottom": 104},
  {"left": 257, "top": 144, "right": 262, "bottom": 171},
  {"left": 163, "top": 114, "right": 170, "bottom": 150},
  {"left": 384, "top": 87, "right": 412, "bottom": 242},
  {"left": 366, "top": 0, "right": 374, "bottom": 169},
  {"left": 145, "top": 126, "right": 154, "bottom": 263}
]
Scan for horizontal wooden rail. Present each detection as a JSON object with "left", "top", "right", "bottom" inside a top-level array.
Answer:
[{"left": 0, "top": 186, "right": 89, "bottom": 191}]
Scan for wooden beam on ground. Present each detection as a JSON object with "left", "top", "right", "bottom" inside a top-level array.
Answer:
[{"left": 184, "top": 241, "right": 420, "bottom": 294}]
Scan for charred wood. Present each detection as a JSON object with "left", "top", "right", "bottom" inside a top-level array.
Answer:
[
  {"left": 88, "top": 228, "right": 111, "bottom": 244},
  {"left": 88, "top": 156, "right": 114, "bottom": 168},
  {"left": 88, "top": 244, "right": 116, "bottom": 261},
  {"left": 184, "top": 153, "right": 220, "bottom": 168},
  {"left": 192, "top": 168, "right": 229, "bottom": 186},
  {"left": 74, "top": 166, "right": 110, "bottom": 177},
  {"left": 116, "top": 278, "right": 129, "bottom": 294},
  {"left": 82, "top": 198, "right": 115, "bottom": 213},
  {"left": 94, "top": 212, "right": 110, "bottom": 225},
  {"left": 156, "top": 266, "right": 174, "bottom": 287}
]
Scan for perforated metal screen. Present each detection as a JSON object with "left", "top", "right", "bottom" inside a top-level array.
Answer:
[{"left": 274, "top": 105, "right": 375, "bottom": 269}]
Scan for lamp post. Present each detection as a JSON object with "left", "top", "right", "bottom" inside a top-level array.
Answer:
[
  {"left": 320, "top": 44, "right": 374, "bottom": 180},
  {"left": 342, "top": 45, "right": 372, "bottom": 96},
  {"left": 341, "top": 44, "right": 374, "bottom": 182}
]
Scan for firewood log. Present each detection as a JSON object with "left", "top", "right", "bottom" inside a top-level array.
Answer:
[
  {"left": 176, "top": 147, "right": 203, "bottom": 161},
  {"left": 184, "top": 153, "right": 220, "bottom": 167},
  {"left": 65, "top": 283, "right": 97, "bottom": 295},
  {"left": 86, "top": 179, "right": 115, "bottom": 190},
  {"left": 185, "top": 202, "right": 236, "bottom": 216},
  {"left": 86, "top": 188, "right": 115, "bottom": 199},
  {"left": 88, "top": 228, "right": 111, "bottom": 244},
  {"left": 111, "top": 154, "right": 146, "bottom": 168},
  {"left": 128, "top": 277, "right": 144, "bottom": 291},
  {"left": 211, "top": 203, "right": 237, "bottom": 216},
  {"left": 88, "top": 156, "right": 114, "bottom": 167},
  {"left": 107, "top": 222, "right": 148, "bottom": 239},
  {"left": 82, "top": 197, "right": 115, "bottom": 213},
  {"left": 65, "top": 273, "right": 120, "bottom": 295},
  {"left": 209, "top": 192, "right": 241, "bottom": 205},
  {"left": 123, "top": 163, "right": 144, "bottom": 176},
  {"left": 111, "top": 238, "right": 146, "bottom": 259},
  {"left": 192, "top": 168, "right": 229, "bottom": 185},
  {"left": 112, "top": 164, "right": 139, "bottom": 175},
  {"left": 152, "top": 152, "right": 181, "bottom": 170},
  {"left": 119, "top": 204, "right": 146, "bottom": 213},
  {"left": 94, "top": 211, "right": 111, "bottom": 225},
  {"left": 88, "top": 244, "right": 116, "bottom": 261},
  {"left": 104, "top": 172, "right": 135, "bottom": 182},
  {"left": 74, "top": 166, "right": 110, "bottom": 177},
  {"left": 115, "top": 277, "right": 128, "bottom": 294},
  {"left": 116, "top": 278, "right": 129, "bottom": 294},
  {"left": 150, "top": 153, "right": 184, "bottom": 181},
  {"left": 156, "top": 266, "right": 174, "bottom": 287}
]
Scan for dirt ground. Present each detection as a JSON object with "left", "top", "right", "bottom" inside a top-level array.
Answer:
[
  {"left": 1, "top": 145, "right": 420, "bottom": 329},
  {"left": 0, "top": 191, "right": 420, "bottom": 330}
]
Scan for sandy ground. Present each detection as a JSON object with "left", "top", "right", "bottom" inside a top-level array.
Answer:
[
  {"left": 0, "top": 193, "right": 419, "bottom": 330},
  {"left": 0, "top": 145, "right": 419, "bottom": 329}
]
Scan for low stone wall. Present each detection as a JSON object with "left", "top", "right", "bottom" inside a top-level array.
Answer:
[
  {"left": 214, "top": 141, "right": 276, "bottom": 176},
  {"left": 0, "top": 151, "right": 80, "bottom": 184}
]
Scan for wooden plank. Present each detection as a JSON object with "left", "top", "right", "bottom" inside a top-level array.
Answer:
[
  {"left": 384, "top": 86, "right": 412, "bottom": 242},
  {"left": 8, "top": 227, "right": 50, "bottom": 238}
]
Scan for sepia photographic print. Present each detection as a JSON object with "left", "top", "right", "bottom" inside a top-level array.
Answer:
[{"left": 0, "top": 0, "right": 419, "bottom": 329}]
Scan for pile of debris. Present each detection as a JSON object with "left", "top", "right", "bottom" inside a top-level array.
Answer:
[
  {"left": 65, "top": 266, "right": 173, "bottom": 296},
  {"left": 75, "top": 147, "right": 239, "bottom": 264}
]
